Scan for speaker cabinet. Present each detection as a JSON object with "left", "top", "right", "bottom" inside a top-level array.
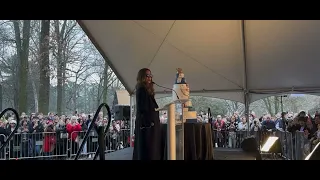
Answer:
[{"left": 114, "top": 105, "right": 130, "bottom": 120}]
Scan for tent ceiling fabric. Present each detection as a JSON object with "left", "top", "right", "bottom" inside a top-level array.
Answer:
[
  {"left": 78, "top": 20, "right": 320, "bottom": 103},
  {"left": 246, "top": 20, "right": 320, "bottom": 91}
]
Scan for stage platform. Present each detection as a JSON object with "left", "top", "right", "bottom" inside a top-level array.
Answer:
[
  {"left": 82, "top": 147, "right": 255, "bottom": 160},
  {"left": 83, "top": 147, "right": 134, "bottom": 160}
]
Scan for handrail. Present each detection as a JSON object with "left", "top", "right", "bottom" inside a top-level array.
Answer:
[
  {"left": 92, "top": 121, "right": 113, "bottom": 160},
  {"left": 74, "top": 103, "right": 111, "bottom": 160},
  {"left": 92, "top": 116, "right": 129, "bottom": 160},
  {"left": 0, "top": 108, "right": 20, "bottom": 152}
]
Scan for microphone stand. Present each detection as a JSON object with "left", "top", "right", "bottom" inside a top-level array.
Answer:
[
  {"left": 282, "top": 116, "right": 287, "bottom": 159},
  {"left": 152, "top": 81, "right": 180, "bottom": 100}
]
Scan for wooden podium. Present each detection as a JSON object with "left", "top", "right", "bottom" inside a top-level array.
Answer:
[{"left": 156, "top": 99, "right": 188, "bottom": 160}]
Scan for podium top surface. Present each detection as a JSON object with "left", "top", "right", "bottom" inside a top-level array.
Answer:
[{"left": 155, "top": 99, "right": 189, "bottom": 111}]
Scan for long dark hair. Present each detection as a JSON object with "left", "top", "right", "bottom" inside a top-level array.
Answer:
[{"left": 136, "top": 68, "right": 155, "bottom": 96}]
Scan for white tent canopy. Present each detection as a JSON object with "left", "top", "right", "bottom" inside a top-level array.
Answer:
[{"left": 78, "top": 20, "right": 320, "bottom": 104}]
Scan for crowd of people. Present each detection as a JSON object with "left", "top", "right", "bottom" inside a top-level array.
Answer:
[
  {"left": 159, "top": 109, "right": 320, "bottom": 159},
  {"left": 0, "top": 112, "right": 130, "bottom": 160},
  {"left": 192, "top": 110, "right": 320, "bottom": 159},
  {"left": 1, "top": 108, "right": 319, "bottom": 160}
]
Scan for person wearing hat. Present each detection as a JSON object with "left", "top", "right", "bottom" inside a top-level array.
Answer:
[
  {"left": 275, "top": 112, "right": 287, "bottom": 132},
  {"left": 29, "top": 116, "right": 44, "bottom": 156},
  {"left": 7, "top": 118, "right": 17, "bottom": 133},
  {"left": 0, "top": 117, "right": 8, "bottom": 158},
  {"left": 0, "top": 117, "right": 8, "bottom": 144},
  {"left": 6, "top": 118, "right": 17, "bottom": 158}
]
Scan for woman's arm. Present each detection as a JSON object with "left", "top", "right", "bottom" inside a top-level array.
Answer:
[
  {"left": 136, "top": 86, "right": 150, "bottom": 127},
  {"left": 136, "top": 86, "right": 149, "bottom": 114}
]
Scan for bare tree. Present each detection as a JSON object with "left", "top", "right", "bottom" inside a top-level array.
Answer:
[
  {"left": 13, "top": 20, "right": 31, "bottom": 113},
  {"left": 38, "top": 20, "right": 50, "bottom": 114},
  {"left": 28, "top": 20, "right": 41, "bottom": 113},
  {"left": 224, "top": 100, "right": 245, "bottom": 116}
]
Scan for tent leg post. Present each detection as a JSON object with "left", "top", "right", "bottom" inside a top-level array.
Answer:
[
  {"left": 244, "top": 92, "right": 250, "bottom": 134},
  {"left": 130, "top": 95, "right": 134, "bottom": 147}
]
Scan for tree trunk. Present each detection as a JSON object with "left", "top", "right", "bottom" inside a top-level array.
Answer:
[
  {"left": 274, "top": 96, "right": 280, "bottom": 114},
  {"left": 262, "top": 98, "right": 273, "bottom": 115},
  {"left": 84, "top": 83, "right": 88, "bottom": 112},
  {"left": 13, "top": 20, "right": 31, "bottom": 114},
  {"left": 38, "top": 20, "right": 50, "bottom": 115},
  {"left": 0, "top": 84, "right": 2, "bottom": 111},
  {"left": 29, "top": 68, "right": 38, "bottom": 113},
  {"left": 73, "top": 82, "right": 77, "bottom": 111},
  {"left": 102, "top": 62, "right": 109, "bottom": 116},
  {"left": 54, "top": 20, "right": 67, "bottom": 116},
  {"left": 96, "top": 75, "right": 103, "bottom": 107},
  {"left": 13, "top": 21, "right": 21, "bottom": 111},
  {"left": 62, "top": 68, "right": 66, "bottom": 114}
]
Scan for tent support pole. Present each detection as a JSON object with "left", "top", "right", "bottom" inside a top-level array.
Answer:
[
  {"left": 244, "top": 92, "right": 250, "bottom": 133},
  {"left": 130, "top": 94, "right": 134, "bottom": 147},
  {"left": 240, "top": 20, "right": 250, "bottom": 132}
]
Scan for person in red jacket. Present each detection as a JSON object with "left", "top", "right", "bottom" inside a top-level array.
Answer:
[
  {"left": 66, "top": 116, "right": 82, "bottom": 155},
  {"left": 213, "top": 115, "right": 226, "bottom": 147},
  {"left": 43, "top": 123, "right": 56, "bottom": 159}
]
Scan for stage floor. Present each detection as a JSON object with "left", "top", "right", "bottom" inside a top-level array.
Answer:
[
  {"left": 83, "top": 147, "right": 134, "bottom": 160},
  {"left": 83, "top": 147, "right": 255, "bottom": 160}
]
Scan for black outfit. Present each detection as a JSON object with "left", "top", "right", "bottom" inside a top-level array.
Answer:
[
  {"left": 0, "top": 127, "right": 8, "bottom": 158},
  {"left": 132, "top": 85, "right": 161, "bottom": 160}
]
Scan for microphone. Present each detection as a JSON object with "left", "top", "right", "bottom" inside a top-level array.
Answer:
[{"left": 152, "top": 81, "right": 180, "bottom": 100}]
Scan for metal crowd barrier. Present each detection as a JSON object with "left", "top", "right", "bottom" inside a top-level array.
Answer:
[
  {"left": 0, "top": 128, "right": 131, "bottom": 160},
  {"left": 69, "top": 129, "right": 130, "bottom": 158},
  {"left": 69, "top": 131, "right": 99, "bottom": 158},
  {"left": 275, "top": 130, "right": 294, "bottom": 160},
  {"left": 8, "top": 132, "right": 68, "bottom": 160},
  {"left": 212, "top": 130, "right": 261, "bottom": 149},
  {"left": 1, "top": 128, "right": 309, "bottom": 160},
  {"left": 294, "top": 131, "right": 311, "bottom": 160},
  {"left": 105, "top": 128, "right": 131, "bottom": 153},
  {"left": 212, "top": 129, "right": 298, "bottom": 159},
  {"left": 212, "top": 129, "right": 316, "bottom": 160}
]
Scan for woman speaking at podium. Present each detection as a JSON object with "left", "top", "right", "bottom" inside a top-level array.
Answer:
[{"left": 132, "top": 68, "right": 162, "bottom": 160}]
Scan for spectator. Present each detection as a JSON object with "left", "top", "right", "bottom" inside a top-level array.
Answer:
[
  {"left": 261, "top": 115, "right": 276, "bottom": 131},
  {"left": 310, "top": 124, "right": 320, "bottom": 147},
  {"left": 213, "top": 115, "right": 226, "bottom": 147},
  {"left": 43, "top": 124, "right": 56, "bottom": 159},
  {"left": 66, "top": 116, "right": 81, "bottom": 155},
  {"left": 275, "top": 112, "right": 287, "bottom": 131},
  {"left": 28, "top": 116, "right": 44, "bottom": 156},
  {"left": 227, "top": 116, "right": 237, "bottom": 148},
  {"left": 55, "top": 119, "right": 68, "bottom": 159}
]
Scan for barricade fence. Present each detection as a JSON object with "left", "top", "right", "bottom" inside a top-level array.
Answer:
[
  {"left": 294, "top": 131, "right": 312, "bottom": 160},
  {"left": 212, "top": 129, "right": 307, "bottom": 160},
  {"left": 212, "top": 130, "right": 261, "bottom": 149},
  {"left": 0, "top": 128, "right": 130, "bottom": 160},
  {"left": 0, "top": 128, "right": 310, "bottom": 160}
]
